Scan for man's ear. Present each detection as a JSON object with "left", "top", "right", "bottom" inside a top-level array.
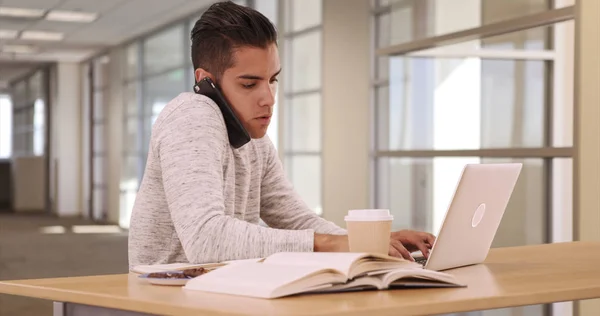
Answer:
[{"left": 194, "top": 68, "right": 214, "bottom": 83}]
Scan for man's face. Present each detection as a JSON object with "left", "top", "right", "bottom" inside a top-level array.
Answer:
[{"left": 219, "top": 43, "right": 280, "bottom": 139}]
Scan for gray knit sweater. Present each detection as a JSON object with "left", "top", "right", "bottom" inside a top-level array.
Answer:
[{"left": 127, "top": 92, "right": 346, "bottom": 267}]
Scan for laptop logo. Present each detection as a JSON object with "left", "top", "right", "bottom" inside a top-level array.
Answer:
[{"left": 471, "top": 203, "right": 486, "bottom": 227}]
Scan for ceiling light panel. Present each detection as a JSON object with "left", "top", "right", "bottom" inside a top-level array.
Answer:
[
  {"left": 21, "top": 31, "right": 64, "bottom": 41},
  {"left": 45, "top": 10, "right": 98, "bottom": 23},
  {"left": 0, "top": 6, "right": 45, "bottom": 18},
  {"left": 1, "top": 44, "right": 38, "bottom": 54}
]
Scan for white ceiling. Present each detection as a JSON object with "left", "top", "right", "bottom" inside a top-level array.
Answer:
[{"left": 0, "top": 0, "right": 216, "bottom": 85}]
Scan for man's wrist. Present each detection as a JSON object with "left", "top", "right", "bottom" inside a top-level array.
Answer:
[{"left": 314, "top": 233, "right": 348, "bottom": 252}]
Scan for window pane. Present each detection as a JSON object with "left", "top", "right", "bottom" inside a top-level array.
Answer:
[
  {"left": 144, "top": 69, "right": 185, "bottom": 119},
  {"left": 285, "top": 0, "right": 321, "bottom": 32},
  {"left": 120, "top": 189, "right": 137, "bottom": 229},
  {"left": 143, "top": 25, "right": 185, "bottom": 75},
  {"left": 267, "top": 91, "right": 279, "bottom": 151},
  {"left": 482, "top": 0, "right": 549, "bottom": 24},
  {"left": 481, "top": 25, "right": 550, "bottom": 51},
  {"left": 126, "top": 43, "right": 139, "bottom": 79},
  {"left": 121, "top": 155, "right": 139, "bottom": 191},
  {"left": 125, "top": 82, "right": 140, "bottom": 117},
  {"left": 32, "top": 99, "right": 44, "bottom": 156},
  {"left": 481, "top": 59, "right": 545, "bottom": 148},
  {"left": 285, "top": 93, "right": 321, "bottom": 152},
  {"left": 287, "top": 31, "right": 322, "bottom": 92},
  {"left": 384, "top": 0, "right": 550, "bottom": 47},
  {"left": 287, "top": 155, "right": 322, "bottom": 215},
  {"left": 254, "top": 0, "right": 278, "bottom": 26},
  {"left": 28, "top": 71, "right": 44, "bottom": 102},
  {"left": 377, "top": 58, "right": 546, "bottom": 150},
  {"left": 93, "top": 56, "right": 110, "bottom": 88},
  {"left": 124, "top": 117, "right": 140, "bottom": 153},
  {"left": 376, "top": 157, "right": 547, "bottom": 249}
]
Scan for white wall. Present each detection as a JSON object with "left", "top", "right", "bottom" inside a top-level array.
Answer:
[
  {"left": 322, "top": 0, "right": 372, "bottom": 225},
  {"left": 51, "top": 62, "right": 82, "bottom": 217},
  {"left": 575, "top": 0, "right": 600, "bottom": 315}
]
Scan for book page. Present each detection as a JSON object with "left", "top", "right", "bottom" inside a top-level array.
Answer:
[
  {"left": 183, "top": 261, "right": 345, "bottom": 299},
  {"left": 381, "top": 268, "right": 464, "bottom": 287},
  {"left": 263, "top": 252, "right": 373, "bottom": 276},
  {"left": 263, "top": 252, "right": 416, "bottom": 278}
]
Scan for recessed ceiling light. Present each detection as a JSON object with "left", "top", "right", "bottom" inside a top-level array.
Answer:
[
  {"left": 0, "top": 6, "right": 45, "bottom": 18},
  {"left": 1, "top": 44, "right": 38, "bottom": 54},
  {"left": 21, "top": 30, "right": 64, "bottom": 41},
  {"left": 45, "top": 10, "right": 98, "bottom": 23},
  {"left": 0, "top": 29, "right": 19, "bottom": 39}
]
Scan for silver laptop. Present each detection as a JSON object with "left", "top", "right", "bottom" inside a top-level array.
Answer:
[{"left": 413, "top": 163, "right": 523, "bottom": 271}]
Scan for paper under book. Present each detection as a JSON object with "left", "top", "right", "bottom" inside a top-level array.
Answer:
[{"left": 183, "top": 252, "right": 465, "bottom": 299}]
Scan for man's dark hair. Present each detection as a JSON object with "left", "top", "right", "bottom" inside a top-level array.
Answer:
[{"left": 191, "top": 1, "right": 278, "bottom": 82}]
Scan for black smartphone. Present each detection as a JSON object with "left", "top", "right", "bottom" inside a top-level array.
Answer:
[{"left": 194, "top": 77, "right": 251, "bottom": 149}]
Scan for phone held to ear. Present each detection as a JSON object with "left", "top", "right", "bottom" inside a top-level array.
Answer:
[{"left": 194, "top": 77, "right": 251, "bottom": 149}]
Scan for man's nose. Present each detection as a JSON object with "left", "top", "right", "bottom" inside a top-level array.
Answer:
[{"left": 260, "top": 83, "right": 276, "bottom": 107}]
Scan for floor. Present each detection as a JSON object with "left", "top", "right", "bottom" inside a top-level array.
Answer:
[{"left": 0, "top": 212, "right": 129, "bottom": 316}]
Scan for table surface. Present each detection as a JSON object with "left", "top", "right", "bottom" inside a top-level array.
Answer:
[{"left": 1, "top": 241, "right": 599, "bottom": 316}]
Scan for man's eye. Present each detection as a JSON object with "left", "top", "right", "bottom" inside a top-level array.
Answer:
[
  {"left": 270, "top": 78, "right": 279, "bottom": 84},
  {"left": 242, "top": 83, "right": 256, "bottom": 89}
]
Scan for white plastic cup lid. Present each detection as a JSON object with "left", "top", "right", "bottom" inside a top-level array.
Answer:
[{"left": 344, "top": 209, "right": 394, "bottom": 222}]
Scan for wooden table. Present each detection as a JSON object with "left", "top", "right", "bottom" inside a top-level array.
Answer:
[{"left": 1, "top": 241, "right": 599, "bottom": 316}]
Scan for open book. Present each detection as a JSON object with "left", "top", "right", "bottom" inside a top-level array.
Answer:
[{"left": 183, "top": 252, "right": 465, "bottom": 299}]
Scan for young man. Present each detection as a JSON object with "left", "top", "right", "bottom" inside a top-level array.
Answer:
[{"left": 128, "top": 1, "right": 434, "bottom": 266}]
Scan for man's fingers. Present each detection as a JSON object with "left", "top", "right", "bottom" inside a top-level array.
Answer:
[
  {"left": 415, "top": 240, "right": 431, "bottom": 258},
  {"left": 388, "top": 245, "right": 401, "bottom": 258},
  {"left": 424, "top": 233, "right": 436, "bottom": 247},
  {"left": 391, "top": 240, "right": 414, "bottom": 261}
]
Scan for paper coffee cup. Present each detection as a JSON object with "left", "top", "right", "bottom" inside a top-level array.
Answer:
[{"left": 344, "top": 209, "right": 393, "bottom": 255}]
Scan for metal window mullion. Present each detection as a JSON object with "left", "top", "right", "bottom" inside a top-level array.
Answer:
[
  {"left": 284, "top": 25, "right": 322, "bottom": 38},
  {"left": 377, "top": 6, "right": 575, "bottom": 56},
  {"left": 284, "top": 88, "right": 321, "bottom": 98},
  {"left": 375, "top": 147, "right": 573, "bottom": 158},
  {"left": 407, "top": 49, "right": 556, "bottom": 60},
  {"left": 284, "top": 151, "right": 321, "bottom": 156}
]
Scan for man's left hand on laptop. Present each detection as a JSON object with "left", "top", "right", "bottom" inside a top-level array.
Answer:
[{"left": 389, "top": 230, "right": 435, "bottom": 260}]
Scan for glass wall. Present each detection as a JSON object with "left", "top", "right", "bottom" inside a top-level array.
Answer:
[
  {"left": 282, "top": 0, "right": 324, "bottom": 215},
  {"left": 91, "top": 56, "right": 110, "bottom": 221},
  {"left": 10, "top": 70, "right": 48, "bottom": 158},
  {"left": 372, "top": 1, "right": 572, "bottom": 315}
]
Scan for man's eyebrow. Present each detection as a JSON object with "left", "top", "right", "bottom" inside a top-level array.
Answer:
[{"left": 237, "top": 69, "right": 281, "bottom": 80}]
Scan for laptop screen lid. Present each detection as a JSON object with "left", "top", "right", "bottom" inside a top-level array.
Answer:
[{"left": 422, "top": 163, "right": 523, "bottom": 271}]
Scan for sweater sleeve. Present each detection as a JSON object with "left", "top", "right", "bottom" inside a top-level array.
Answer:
[
  {"left": 259, "top": 137, "right": 347, "bottom": 235},
  {"left": 155, "top": 101, "right": 315, "bottom": 264}
]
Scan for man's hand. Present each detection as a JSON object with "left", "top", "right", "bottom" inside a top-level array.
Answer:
[
  {"left": 389, "top": 230, "right": 436, "bottom": 261},
  {"left": 314, "top": 233, "right": 349, "bottom": 252}
]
